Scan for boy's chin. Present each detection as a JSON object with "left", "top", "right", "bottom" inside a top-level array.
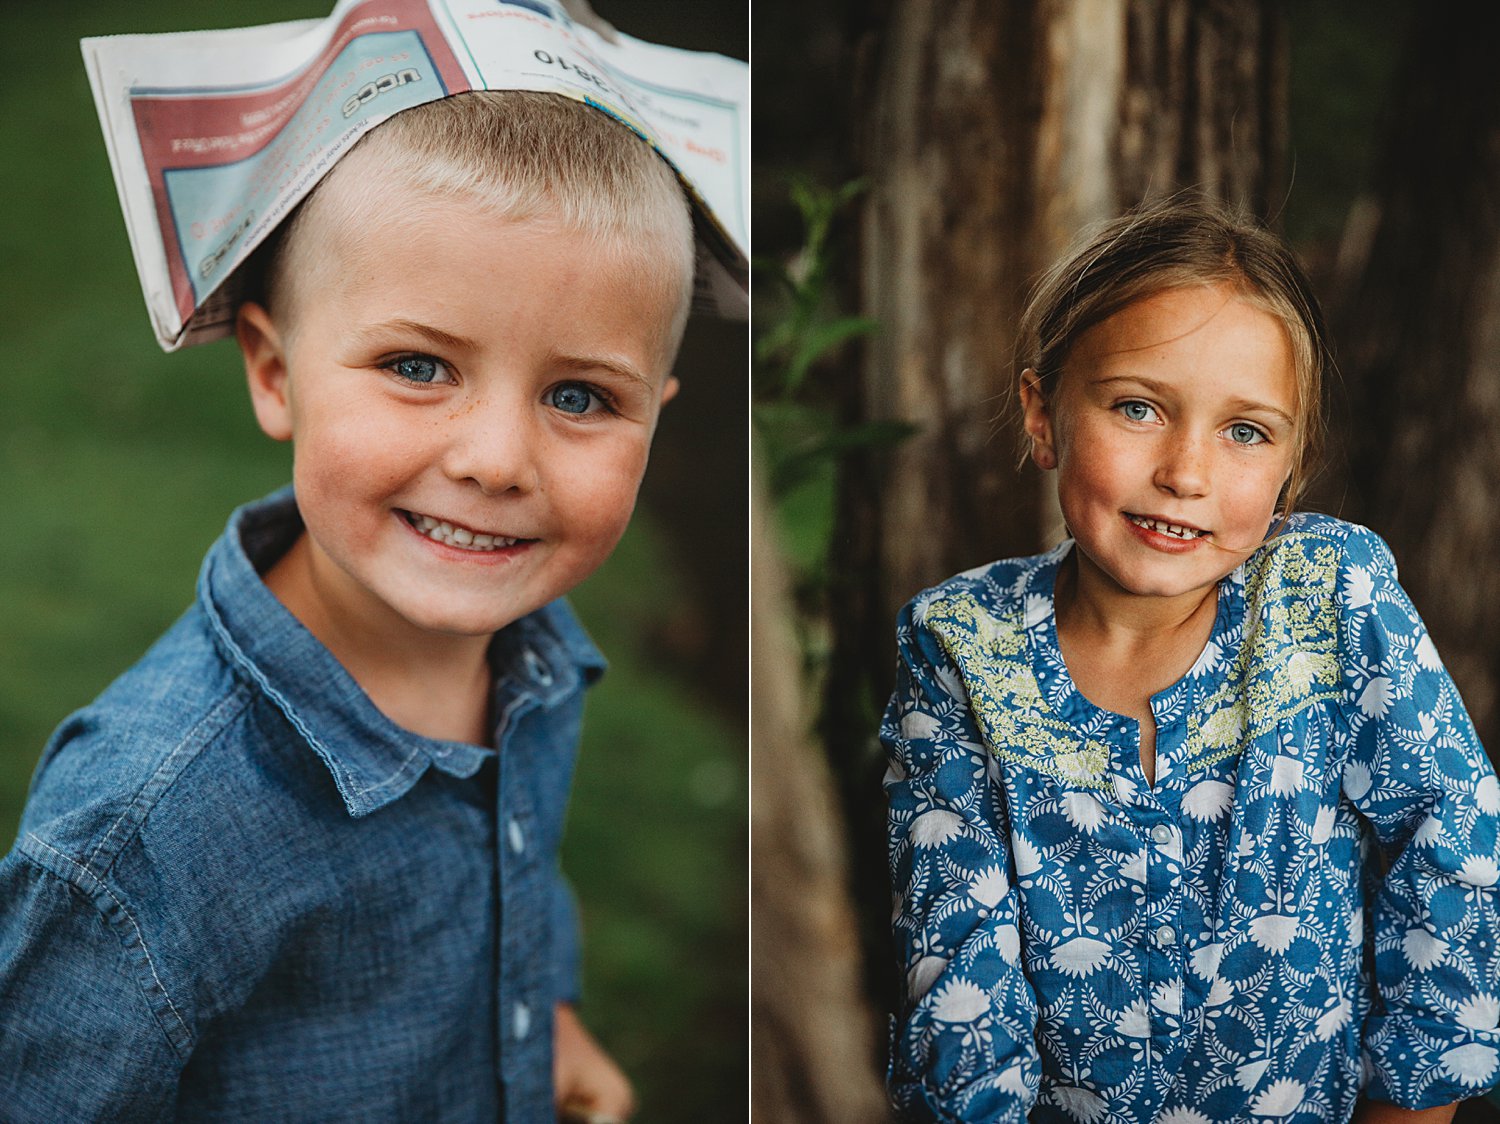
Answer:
[{"left": 390, "top": 594, "right": 538, "bottom": 639}]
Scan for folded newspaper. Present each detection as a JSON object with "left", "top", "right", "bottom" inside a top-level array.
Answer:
[{"left": 82, "top": 0, "right": 748, "bottom": 351}]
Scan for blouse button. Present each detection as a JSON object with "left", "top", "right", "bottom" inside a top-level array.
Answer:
[
  {"left": 1155, "top": 924, "right": 1177, "bottom": 947},
  {"left": 514, "top": 1001, "right": 531, "bottom": 1040},
  {"left": 508, "top": 817, "right": 526, "bottom": 855},
  {"left": 1151, "top": 824, "right": 1174, "bottom": 846}
]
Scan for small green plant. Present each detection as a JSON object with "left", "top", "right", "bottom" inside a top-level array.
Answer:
[
  {"left": 754, "top": 179, "right": 912, "bottom": 501},
  {"left": 754, "top": 178, "right": 913, "bottom": 659}
]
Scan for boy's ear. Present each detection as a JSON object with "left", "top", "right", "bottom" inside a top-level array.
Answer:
[
  {"left": 238, "top": 302, "right": 293, "bottom": 442},
  {"left": 1019, "top": 368, "right": 1057, "bottom": 470},
  {"left": 660, "top": 376, "right": 681, "bottom": 406}
]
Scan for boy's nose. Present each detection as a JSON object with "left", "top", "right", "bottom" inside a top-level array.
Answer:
[
  {"left": 1153, "top": 431, "right": 1210, "bottom": 498},
  {"left": 442, "top": 396, "right": 541, "bottom": 495}
]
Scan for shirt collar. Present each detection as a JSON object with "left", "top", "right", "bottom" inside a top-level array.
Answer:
[{"left": 196, "top": 487, "right": 605, "bottom": 818}]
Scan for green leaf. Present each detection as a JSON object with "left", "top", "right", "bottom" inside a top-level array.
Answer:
[{"left": 783, "top": 316, "right": 879, "bottom": 394}]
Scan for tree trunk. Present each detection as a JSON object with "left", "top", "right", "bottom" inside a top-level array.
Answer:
[
  {"left": 1330, "top": 5, "right": 1500, "bottom": 753},
  {"left": 751, "top": 472, "right": 891, "bottom": 1124},
  {"left": 827, "top": 0, "right": 1287, "bottom": 1024}
]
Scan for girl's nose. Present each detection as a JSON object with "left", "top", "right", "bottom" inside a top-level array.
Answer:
[
  {"left": 442, "top": 395, "right": 542, "bottom": 495},
  {"left": 1153, "top": 432, "right": 1210, "bottom": 498}
]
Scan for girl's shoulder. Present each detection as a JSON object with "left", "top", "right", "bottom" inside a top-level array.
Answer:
[
  {"left": 1239, "top": 513, "right": 1410, "bottom": 651},
  {"left": 905, "top": 543, "right": 1067, "bottom": 622},
  {"left": 1254, "top": 511, "right": 1399, "bottom": 581}
]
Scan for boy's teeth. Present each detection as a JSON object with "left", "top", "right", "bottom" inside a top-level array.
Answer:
[
  {"left": 1130, "top": 515, "right": 1204, "bottom": 540},
  {"left": 405, "top": 511, "right": 517, "bottom": 551}
]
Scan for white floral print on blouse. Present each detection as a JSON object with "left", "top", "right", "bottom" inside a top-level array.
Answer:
[{"left": 883, "top": 513, "right": 1500, "bottom": 1123}]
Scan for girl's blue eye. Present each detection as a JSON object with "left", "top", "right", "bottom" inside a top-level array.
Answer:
[
  {"left": 1119, "top": 401, "right": 1156, "bottom": 422},
  {"left": 1228, "top": 423, "right": 1266, "bottom": 446},
  {"left": 389, "top": 355, "right": 449, "bottom": 384},
  {"left": 550, "top": 382, "right": 599, "bottom": 415}
]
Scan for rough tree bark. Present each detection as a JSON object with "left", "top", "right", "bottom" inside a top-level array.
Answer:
[
  {"left": 1330, "top": 5, "right": 1500, "bottom": 754},
  {"left": 751, "top": 473, "right": 890, "bottom": 1124},
  {"left": 825, "top": 0, "right": 1288, "bottom": 1029}
]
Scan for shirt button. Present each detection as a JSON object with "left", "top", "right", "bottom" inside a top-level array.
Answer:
[
  {"left": 1151, "top": 824, "right": 1174, "bottom": 846},
  {"left": 508, "top": 818, "right": 526, "bottom": 855},
  {"left": 523, "top": 647, "right": 554, "bottom": 686},
  {"left": 513, "top": 1001, "right": 531, "bottom": 1040},
  {"left": 1155, "top": 924, "right": 1177, "bottom": 947}
]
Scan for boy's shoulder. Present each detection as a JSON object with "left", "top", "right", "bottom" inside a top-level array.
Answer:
[{"left": 16, "top": 600, "right": 256, "bottom": 877}]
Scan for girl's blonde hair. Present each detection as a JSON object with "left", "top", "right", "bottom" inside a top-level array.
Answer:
[{"left": 1015, "top": 195, "right": 1332, "bottom": 511}]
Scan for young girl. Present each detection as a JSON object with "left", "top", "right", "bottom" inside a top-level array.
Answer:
[{"left": 882, "top": 198, "right": 1500, "bottom": 1123}]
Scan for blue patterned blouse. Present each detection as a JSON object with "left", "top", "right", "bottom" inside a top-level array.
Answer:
[{"left": 883, "top": 513, "right": 1500, "bottom": 1122}]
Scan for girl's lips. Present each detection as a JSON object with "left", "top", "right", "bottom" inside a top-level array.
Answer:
[{"left": 398, "top": 509, "right": 534, "bottom": 553}]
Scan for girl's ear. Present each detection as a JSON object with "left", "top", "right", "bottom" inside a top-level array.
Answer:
[
  {"left": 1019, "top": 368, "right": 1057, "bottom": 471},
  {"left": 238, "top": 302, "right": 293, "bottom": 442}
]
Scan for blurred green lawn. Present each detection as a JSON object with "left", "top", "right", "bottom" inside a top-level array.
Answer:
[{"left": 1, "top": 1, "right": 745, "bottom": 1118}]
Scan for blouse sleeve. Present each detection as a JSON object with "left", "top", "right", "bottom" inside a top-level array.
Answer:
[
  {"left": 1335, "top": 525, "right": 1500, "bottom": 1107},
  {"left": 883, "top": 594, "right": 1041, "bottom": 1122}
]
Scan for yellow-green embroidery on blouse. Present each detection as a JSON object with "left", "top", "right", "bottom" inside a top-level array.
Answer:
[{"left": 923, "top": 528, "right": 1345, "bottom": 785}]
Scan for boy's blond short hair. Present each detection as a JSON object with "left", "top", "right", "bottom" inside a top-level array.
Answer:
[{"left": 264, "top": 90, "right": 695, "bottom": 350}]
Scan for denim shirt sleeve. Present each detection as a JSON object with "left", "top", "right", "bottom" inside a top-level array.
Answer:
[
  {"left": 1336, "top": 526, "right": 1500, "bottom": 1106},
  {"left": 551, "top": 869, "right": 583, "bottom": 1004},
  {"left": 0, "top": 846, "right": 184, "bottom": 1121},
  {"left": 883, "top": 591, "right": 1041, "bottom": 1122}
]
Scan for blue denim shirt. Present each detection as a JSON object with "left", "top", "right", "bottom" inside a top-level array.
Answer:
[{"left": 0, "top": 488, "right": 605, "bottom": 1122}]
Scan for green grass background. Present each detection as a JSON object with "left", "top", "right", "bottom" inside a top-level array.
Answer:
[{"left": 0, "top": 1, "right": 746, "bottom": 1117}]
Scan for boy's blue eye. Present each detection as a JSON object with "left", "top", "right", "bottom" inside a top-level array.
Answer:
[
  {"left": 1119, "top": 401, "right": 1156, "bottom": 422},
  {"left": 550, "top": 383, "right": 599, "bottom": 415},
  {"left": 389, "top": 355, "right": 448, "bottom": 384},
  {"left": 1228, "top": 423, "right": 1266, "bottom": 445}
]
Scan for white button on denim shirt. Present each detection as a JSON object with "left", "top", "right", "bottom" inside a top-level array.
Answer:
[
  {"left": 883, "top": 513, "right": 1500, "bottom": 1122},
  {"left": 0, "top": 488, "right": 605, "bottom": 1122}
]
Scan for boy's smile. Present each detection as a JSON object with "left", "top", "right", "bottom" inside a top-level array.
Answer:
[
  {"left": 1022, "top": 283, "right": 1299, "bottom": 616},
  {"left": 239, "top": 192, "right": 682, "bottom": 652}
]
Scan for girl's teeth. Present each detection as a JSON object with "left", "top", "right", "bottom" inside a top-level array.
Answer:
[
  {"left": 405, "top": 511, "right": 516, "bottom": 552},
  {"left": 1131, "top": 515, "right": 1203, "bottom": 540}
]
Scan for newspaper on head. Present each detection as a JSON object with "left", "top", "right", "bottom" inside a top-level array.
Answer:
[{"left": 82, "top": 0, "right": 748, "bottom": 352}]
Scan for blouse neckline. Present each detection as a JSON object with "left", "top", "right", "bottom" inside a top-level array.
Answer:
[{"left": 1020, "top": 539, "right": 1248, "bottom": 734}]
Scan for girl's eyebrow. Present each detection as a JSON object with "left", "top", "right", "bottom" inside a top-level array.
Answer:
[{"left": 1094, "top": 374, "right": 1296, "bottom": 426}]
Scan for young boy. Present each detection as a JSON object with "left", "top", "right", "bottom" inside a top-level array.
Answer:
[{"left": 0, "top": 90, "right": 691, "bottom": 1121}]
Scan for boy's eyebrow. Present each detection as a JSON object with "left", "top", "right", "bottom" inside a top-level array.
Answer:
[
  {"left": 355, "top": 318, "right": 480, "bottom": 354},
  {"left": 552, "top": 353, "right": 653, "bottom": 390},
  {"left": 1094, "top": 374, "right": 1296, "bottom": 426}
]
